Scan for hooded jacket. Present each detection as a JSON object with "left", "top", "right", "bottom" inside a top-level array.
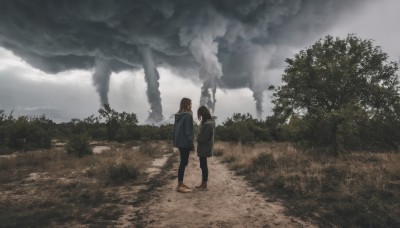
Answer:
[
  {"left": 196, "top": 117, "right": 216, "bottom": 157},
  {"left": 173, "top": 112, "right": 194, "bottom": 149}
]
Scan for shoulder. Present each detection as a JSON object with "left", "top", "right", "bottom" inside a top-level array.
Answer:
[
  {"left": 204, "top": 119, "right": 216, "bottom": 127},
  {"left": 176, "top": 112, "right": 193, "bottom": 119},
  {"left": 182, "top": 112, "right": 193, "bottom": 116}
]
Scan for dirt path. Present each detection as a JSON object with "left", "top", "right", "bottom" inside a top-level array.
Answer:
[{"left": 133, "top": 151, "right": 315, "bottom": 228}]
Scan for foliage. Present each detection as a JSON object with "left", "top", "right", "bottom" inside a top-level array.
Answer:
[
  {"left": 66, "top": 134, "right": 92, "bottom": 157},
  {"left": 216, "top": 113, "right": 272, "bottom": 144},
  {"left": 0, "top": 112, "right": 53, "bottom": 151},
  {"left": 140, "top": 124, "right": 174, "bottom": 141},
  {"left": 272, "top": 34, "right": 400, "bottom": 155},
  {"left": 98, "top": 104, "right": 139, "bottom": 141}
]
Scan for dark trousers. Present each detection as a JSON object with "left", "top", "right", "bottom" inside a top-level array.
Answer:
[
  {"left": 178, "top": 148, "right": 190, "bottom": 182},
  {"left": 199, "top": 157, "right": 208, "bottom": 182}
]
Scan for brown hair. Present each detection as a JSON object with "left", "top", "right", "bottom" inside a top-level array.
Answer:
[
  {"left": 197, "top": 106, "right": 212, "bottom": 124},
  {"left": 178, "top": 97, "right": 192, "bottom": 113}
]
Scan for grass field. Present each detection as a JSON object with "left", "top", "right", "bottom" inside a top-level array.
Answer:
[
  {"left": 214, "top": 142, "right": 400, "bottom": 227},
  {"left": 2, "top": 140, "right": 399, "bottom": 227},
  {"left": 0, "top": 140, "right": 172, "bottom": 227}
]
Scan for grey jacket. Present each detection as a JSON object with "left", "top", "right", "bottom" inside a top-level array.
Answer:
[
  {"left": 196, "top": 118, "right": 216, "bottom": 157},
  {"left": 173, "top": 112, "right": 194, "bottom": 149}
]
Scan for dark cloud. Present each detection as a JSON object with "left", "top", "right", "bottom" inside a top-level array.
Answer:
[{"left": 0, "top": 0, "right": 367, "bottom": 120}]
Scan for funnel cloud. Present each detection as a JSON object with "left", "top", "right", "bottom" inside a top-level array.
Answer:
[
  {"left": 93, "top": 58, "right": 112, "bottom": 106},
  {"left": 0, "top": 0, "right": 368, "bottom": 121},
  {"left": 140, "top": 45, "right": 163, "bottom": 123}
]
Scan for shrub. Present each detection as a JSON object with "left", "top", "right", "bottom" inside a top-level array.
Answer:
[
  {"left": 251, "top": 153, "right": 276, "bottom": 171},
  {"left": 139, "top": 142, "right": 160, "bottom": 157},
  {"left": 222, "top": 154, "right": 237, "bottom": 163},
  {"left": 6, "top": 118, "right": 52, "bottom": 151},
  {"left": 213, "top": 148, "right": 224, "bottom": 157},
  {"left": 107, "top": 162, "right": 139, "bottom": 184},
  {"left": 66, "top": 134, "right": 92, "bottom": 157}
]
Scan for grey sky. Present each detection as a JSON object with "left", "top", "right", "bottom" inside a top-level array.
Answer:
[{"left": 0, "top": 0, "right": 399, "bottom": 124}]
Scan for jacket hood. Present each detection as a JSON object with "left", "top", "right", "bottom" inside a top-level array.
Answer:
[
  {"left": 203, "top": 116, "right": 217, "bottom": 126},
  {"left": 175, "top": 112, "right": 192, "bottom": 121}
]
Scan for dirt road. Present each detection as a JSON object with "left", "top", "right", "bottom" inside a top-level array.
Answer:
[{"left": 132, "top": 151, "right": 315, "bottom": 227}]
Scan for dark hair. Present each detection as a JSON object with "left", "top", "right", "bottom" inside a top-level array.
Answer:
[
  {"left": 197, "top": 106, "right": 212, "bottom": 124},
  {"left": 178, "top": 97, "right": 192, "bottom": 113}
]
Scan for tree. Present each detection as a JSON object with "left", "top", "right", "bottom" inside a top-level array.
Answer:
[
  {"left": 272, "top": 34, "right": 400, "bottom": 155},
  {"left": 98, "top": 104, "right": 138, "bottom": 141}
]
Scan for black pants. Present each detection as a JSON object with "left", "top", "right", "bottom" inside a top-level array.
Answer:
[
  {"left": 199, "top": 157, "right": 208, "bottom": 182},
  {"left": 178, "top": 148, "right": 190, "bottom": 182}
]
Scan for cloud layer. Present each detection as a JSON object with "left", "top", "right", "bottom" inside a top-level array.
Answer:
[{"left": 0, "top": 0, "right": 368, "bottom": 121}]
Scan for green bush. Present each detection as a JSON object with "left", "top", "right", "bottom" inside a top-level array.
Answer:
[
  {"left": 66, "top": 134, "right": 92, "bottom": 157},
  {"left": 216, "top": 113, "right": 272, "bottom": 144},
  {"left": 5, "top": 117, "right": 52, "bottom": 151}
]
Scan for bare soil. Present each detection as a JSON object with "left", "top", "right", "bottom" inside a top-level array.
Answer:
[{"left": 132, "top": 150, "right": 315, "bottom": 228}]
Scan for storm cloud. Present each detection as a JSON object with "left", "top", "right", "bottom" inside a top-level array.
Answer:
[{"left": 0, "top": 0, "right": 367, "bottom": 121}]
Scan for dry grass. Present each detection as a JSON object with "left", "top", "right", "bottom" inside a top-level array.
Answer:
[
  {"left": 215, "top": 142, "right": 400, "bottom": 227},
  {"left": 0, "top": 140, "right": 172, "bottom": 227}
]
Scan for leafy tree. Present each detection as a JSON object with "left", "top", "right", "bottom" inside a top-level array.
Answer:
[
  {"left": 98, "top": 105, "right": 121, "bottom": 141},
  {"left": 6, "top": 116, "right": 52, "bottom": 150},
  {"left": 0, "top": 110, "right": 13, "bottom": 125},
  {"left": 98, "top": 104, "right": 138, "bottom": 141},
  {"left": 272, "top": 34, "right": 400, "bottom": 155},
  {"left": 217, "top": 113, "right": 272, "bottom": 143}
]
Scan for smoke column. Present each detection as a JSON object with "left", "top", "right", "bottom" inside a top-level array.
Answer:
[
  {"left": 93, "top": 58, "right": 112, "bottom": 106},
  {"left": 199, "top": 79, "right": 217, "bottom": 113},
  {"left": 179, "top": 7, "right": 226, "bottom": 112},
  {"left": 211, "top": 81, "right": 217, "bottom": 112},
  {"left": 251, "top": 45, "right": 274, "bottom": 119},
  {"left": 140, "top": 46, "right": 164, "bottom": 122}
]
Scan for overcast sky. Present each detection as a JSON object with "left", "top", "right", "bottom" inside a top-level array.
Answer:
[{"left": 0, "top": 0, "right": 399, "bottom": 124}]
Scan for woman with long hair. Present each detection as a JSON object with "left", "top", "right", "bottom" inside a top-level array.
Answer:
[
  {"left": 173, "top": 98, "right": 194, "bottom": 193},
  {"left": 196, "top": 106, "right": 216, "bottom": 191}
]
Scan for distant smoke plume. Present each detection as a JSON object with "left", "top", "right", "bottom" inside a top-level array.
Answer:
[
  {"left": 140, "top": 46, "right": 163, "bottom": 122},
  {"left": 93, "top": 58, "right": 112, "bottom": 106},
  {"left": 0, "top": 0, "right": 367, "bottom": 120},
  {"left": 179, "top": 7, "right": 226, "bottom": 112},
  {"left": 200, "top": 79, "right": 216, "bottom": 112}
]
